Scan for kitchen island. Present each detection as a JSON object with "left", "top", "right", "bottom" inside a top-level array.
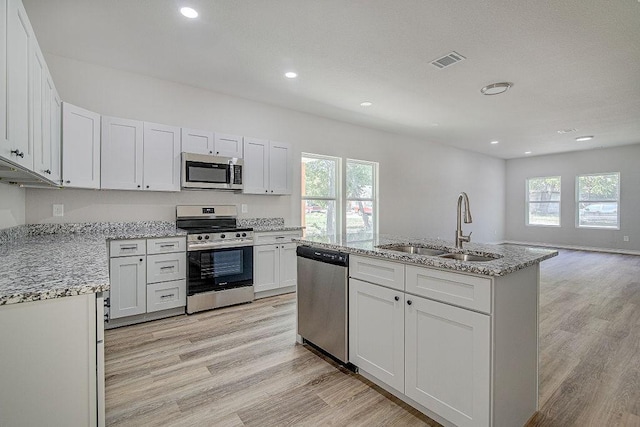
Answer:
[{"left": 294, "top": 234, "right": 557, "bottom": 427}]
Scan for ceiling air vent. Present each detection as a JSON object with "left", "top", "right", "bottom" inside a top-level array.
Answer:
[{"left": 431, "top": 52, "right": 466, "bottom": 69}]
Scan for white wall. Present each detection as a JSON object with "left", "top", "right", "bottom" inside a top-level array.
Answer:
[
  {"left": 505, "top": 144, "right": 640, "bottom": 252},
  {"left": 0, "top": 185, "right": 25, "bottom": 229},
  {"left": 25, "top": 54, "right": 506, "bottom": 243}
]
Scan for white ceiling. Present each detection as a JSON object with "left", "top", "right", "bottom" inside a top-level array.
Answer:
[{"left": 23, "top": 0, "right": 640, "bottom": 159}]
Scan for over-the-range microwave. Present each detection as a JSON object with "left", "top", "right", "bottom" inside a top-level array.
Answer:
[{"left": 181, "top": 152, "right": 243, "bottom": 190}]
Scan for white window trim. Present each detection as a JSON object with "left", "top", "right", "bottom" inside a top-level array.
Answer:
[
  {"left": 575, "top": 172, "right": 620, "bottom": 230},
  {"left": 525, "top": 176, "right": 561, "bottom": 228}
]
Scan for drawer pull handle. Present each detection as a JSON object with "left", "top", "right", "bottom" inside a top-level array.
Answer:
[
  {"left": 160, "top": 266, "right": 175, "bottom": 270},
  {"left": 120, "top": 246, "right": 138, "bottom": 250},
  {"left": 160, "top": 244, "right": 176, "bottom": 248},
  {"left": 160, "top": 294, "right": 175, "bottom": 299},
  {"left": 275, "top": 236, "right": 286, "bottom": 239}
]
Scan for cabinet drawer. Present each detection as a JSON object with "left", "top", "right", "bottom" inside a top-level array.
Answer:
[
  {"left": 147, "top": 253, "right": 186, "bottom": 283},
  {"left": 109, "top": 239, "right": 146, "bottom": 257},
  {"left": 147, "top": 237, "right": 186, "bottom": 254},
  {"left": 254, "top": 231, "right": 302, "bottom": 246},
  {"left": 406, "top": 266, "right": 492, "bottom": 313},
  {"left": 146, "top": 280, "right": 186, "bottom": 312},
  {"left": 349, "top": 255, "right": 405, "bottom": 291}
]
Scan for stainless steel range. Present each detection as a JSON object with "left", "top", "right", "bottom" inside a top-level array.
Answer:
[{"left": 176, "top": 205, "right": 254, "bottom": 314}]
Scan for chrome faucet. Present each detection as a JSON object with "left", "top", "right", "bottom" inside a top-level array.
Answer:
[{"left": 455, "top": 192, "right": 473, "bottom": 249}]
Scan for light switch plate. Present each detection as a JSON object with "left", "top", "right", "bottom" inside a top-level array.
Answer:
[
  {"left": 53, "top": 204, "right": 64, "bottom": 217},
  {"left": 623, "top": 236, "right": 630, "bottom": 242},
  {"left": 241, "top": 204, "right": 248, "bottom": 213}
]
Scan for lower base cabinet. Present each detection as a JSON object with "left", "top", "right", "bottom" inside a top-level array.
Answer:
[
  {"left": 0, "top": 293, "right": 104, "bottom": 426},
  {"left": 253, "top": 230, "right": 301, "bottom": 297}
]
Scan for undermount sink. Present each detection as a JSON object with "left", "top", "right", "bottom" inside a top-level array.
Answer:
[
  {"left": 380, "top": 245, "right": 446, "bottom": 256},
  {"left": 438, "top": 253, "right": 498, "bottom": 262}
]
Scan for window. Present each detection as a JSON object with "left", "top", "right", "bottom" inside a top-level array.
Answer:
[
  {"left": 346, "top": 159, "right": 378, "bottom": 242},
  {"left": 526, "top": 176, "right": 561, "bottom": 226},
  {"left": 301, "top": 154, "right": 379, "bottom": 242},
  {"left": 577, "top": 172, "right": 620, "bottom": 229},
  {"left": 301, "top": 154, "right": 340, "bottom": 242}
]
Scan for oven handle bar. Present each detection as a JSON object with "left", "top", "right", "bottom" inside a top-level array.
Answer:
[{"left": 188, "top": 241, "right": 254, "bottom": 251}]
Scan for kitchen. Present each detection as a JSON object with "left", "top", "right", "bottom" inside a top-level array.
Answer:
[{"left": 1, "top": 1, "right": 640, "bottom": 426}]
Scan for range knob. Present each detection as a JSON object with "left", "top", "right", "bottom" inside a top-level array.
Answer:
[
  {"left": 236, "top": 233, "right": 241, "bottom": 238},
  {"left": 221, "top": 234, "right": 226, "bottom": 239},
  {"left": 204, "top": 235, "right": 210, "bottom": 240},
  {"left": 197, "top": 235, "right": 203, "bottom": 240},
  {"left": 242, "top": 232, "right": 247, "bottom": 237}
]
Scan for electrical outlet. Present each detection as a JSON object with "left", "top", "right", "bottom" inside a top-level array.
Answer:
[
  {"left": 623, "top": 236, "right": 630, "bottom": 242},
  {"left": 53, "top": 204, "right": 64, "bottom": 217},
  {"left": 241, "top": 204, "right": 248, "bottom": 213}
]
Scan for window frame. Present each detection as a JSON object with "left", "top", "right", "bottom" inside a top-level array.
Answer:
[
  {"left": 301, "top": 153, "right": 342, "bottom": 241},
  {"left": 345, "top": 158, "right": 379, "bottom": 242},
  {"left": 575, "top": 172, "right": 620, "bottom": 230},
  {"left": 525, "top": 175, "right": 561, "bottom": 228}
]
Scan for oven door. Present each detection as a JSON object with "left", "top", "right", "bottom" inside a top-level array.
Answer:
[{"left": 187, "top": 245, "right": 253, "bottom": 294}]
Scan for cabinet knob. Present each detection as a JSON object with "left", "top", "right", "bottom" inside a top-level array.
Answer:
[
  {"left": 216, "top": 151, "right": 219, "bottom": 155},
  {"left": 265, "top": 190, "right": 268, "bottom": 193},
  {"left": 407, "top": 300, "right": 412, "bottom": 306},
  {"left": 65, "top": 180, "right": 71, "bottom": 184},
  {"left": 146, "top": 185, "right": 150, "bottom": 189},
  {"left": 209, "top": 151, "right": 213, "bottom": 154},
  {"left": 11, "top": 149, "right": 24, "bottom": 158},
  {"left": 394, "top": 296, "right": 400, "bottom": 301},
  {"left": 139, "top": 258, "right": 143, "bottom": 262},
  {"left": 137, "top": 185, "right": 141, "bottom": 188},
  {"left": 271, "top": 190, "right": 273, "bottom": 193},
  {"left": 44, "top": 169, "right": 51, "bottom": 174}
]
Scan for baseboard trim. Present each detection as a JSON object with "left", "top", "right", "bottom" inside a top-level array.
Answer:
[{"left": 502, "top": 240, "right": 640, "bottom": 256}]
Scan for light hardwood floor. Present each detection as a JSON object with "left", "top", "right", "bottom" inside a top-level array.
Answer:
[{"left": 105, "top": 250, "right": 640, "bottom": 426}]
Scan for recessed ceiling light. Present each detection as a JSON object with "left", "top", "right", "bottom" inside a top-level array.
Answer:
[
  {"left": 575, "top": 135, "right": 594, "bottom": 142},
  {"left": 180, "top": 7, "right": 198, "bottom": 18},
  {"left": 284, "top": 72, "right": 298, "bottom": 79},
  {"left": 360, "top": 101, "right": 373, "bottom": 107},
  {"left": 557, "top": 128, "right": 577, "bottom": 134},
  {"left": 490, "top": 140, "right": 499, "bottom": 145},
  {"left": 480, "top": 82, "right": 513, "bottom": 96},
  {"left": 524, "top": 151, "right": 532, "bottom": 155}
]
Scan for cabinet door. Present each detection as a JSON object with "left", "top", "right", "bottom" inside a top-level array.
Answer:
[
  {"left": 49, "top": 85, "right": 62, "bottom": 183},
  {"left": 243, "top": 137, "right": 269, "bottom": 194},
  {"left": 278, "top": 242, "right": 298, "bottom": 288},
  {"left": 38, "top": 71, "right": 53, "bottom": 179},
  {"left": 109, "top": 256, "right": 146, "bottom": 319},
  {"left": 30, "top": 44, "right": 45, "bottom": 175},
  {"left": 214, "top": 133, "right": 243, "bottom": 158},
  {"left": 349, "top": 278, "right": 405, "bottom": 392},
  {"left": 62, "top": 102, "right": 101, "bottom": 188},
  {"left": 254, "top": 244, "right": 279, "bottom": 292},
  {"left": 405, "top": 296, "right": 490, "bottom": 427},
  {"left": 101, "top": 116, "right": 143, "bottom": 190},
  {"left": 181, "top": 127, "right": 214, "bottom": 155},
  {"left": 0, "top": 0, "right": 7, "bottom": 157},
  {"left": 5, "top": 0, "right": 33, "bottom": 169},
  {"left": 268, "top": 141, "right": 292, "bottom": 195},
  {"left": 143, "top": 122, "right": 181, "bottom": 191}
]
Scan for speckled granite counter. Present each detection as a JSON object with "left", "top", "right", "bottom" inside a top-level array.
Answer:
[
  {"left": 294, "top": 234, "right": 557, "bottom": 276},
  {"left": 0, "top": 222, "right": 186, "bottom": 305},
  {"left": 238, "top": 217, "right": 304, "bottom": 233}
]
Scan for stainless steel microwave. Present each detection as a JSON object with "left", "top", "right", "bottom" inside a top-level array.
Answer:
[{"left": 181, "top": 153, "right": 243, "bottom": 190}]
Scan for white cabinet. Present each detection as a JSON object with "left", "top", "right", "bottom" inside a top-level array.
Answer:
[
  {"left": 101, "top": 116, "right": 143, "bottom": 190},
  {"left": 29, "top": 42, "right": 45, "bottom": 174},
  {"left": 36, "top": 73, "right": 61, "bottom": 183},
  {"left": 405, "top": 294, "right": 490, "bottom": 427},
  {"left": 253, "top": 230, "right": 301, "bottom": 296},
  {"left": 243, "top": 137, "right": 292, "bottom": 195},
  {"left": 181, "top": 127, "right": 214, "bottom": 155},
  {"left": 4, "top": 0, "right": 33, "bottom": 169},
  {"left": 143, "top": 122, "right": 181, "bottom": 191},
  {"left": 0, "top": 0, "right": 7, "bottom": 158},
  {"left": 215, "top": 133, "right": 243, "bottom": 158},
  {"left": 349, "top": 278, "right": 405, "bottom": 392},
  {"left": 101, "top": 119, "right": 180, "bottom": 191},
  {"left": 109, "top": 255, "right": 146, "bottom": 319},
  {"left": 62, "top": 102, "right": 101, "bottom": 188},
  {"left": 108, "top": 237, "right": 186, "bottom": 324},
  {"left": 0, "top": 293, "right": 103, "bottom": 426}
]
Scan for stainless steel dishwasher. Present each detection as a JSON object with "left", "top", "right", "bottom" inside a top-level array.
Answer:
[{"left": 296, "top": 245, "right": 349, "bottom": 363}]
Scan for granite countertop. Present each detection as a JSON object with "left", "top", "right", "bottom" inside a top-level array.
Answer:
[
  {"left": 238, "top": 217, "right": 303, "bottom": 233},
  {"left": 294, "top": 234, "right": 558, "bottom": 277},
  {"left": 0, "top": 222, "right": 186, "bottom": 306},
  {"left": 252, "top": 226, "right": 304, "bottom": 232}
]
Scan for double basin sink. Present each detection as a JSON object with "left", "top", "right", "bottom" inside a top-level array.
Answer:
[{"left": 377, "top": 244, "right": 501, "bottom": 262}]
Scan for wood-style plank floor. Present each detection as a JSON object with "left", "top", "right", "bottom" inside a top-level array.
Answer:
[{"left": 105, "top": 249, "right": 640, "bottom": 426}]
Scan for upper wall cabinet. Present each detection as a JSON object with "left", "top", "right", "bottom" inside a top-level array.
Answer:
[
  {"left": 102, "top": 118, "right": 180, "bottom": 192},
  {"left": 215, "top": 133, "right": 243, "bottom": 158},
  {"left": 62, "top": 102, "right": 101, "bottom": 189},
  {"left": 181, "top": 129, "right": 243, "bottom": 158},
  {"left": 101, "top": 116, "right": 143, "bottom": 190},
  {"left": 243, "top": 137, "right": 292, "bottom": 195},
  {"left": 4, "top": 0, "right": 34, "bottom": 170},
  {"left": 33, "top": 56, "right": 62, "bottom": 183}
]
